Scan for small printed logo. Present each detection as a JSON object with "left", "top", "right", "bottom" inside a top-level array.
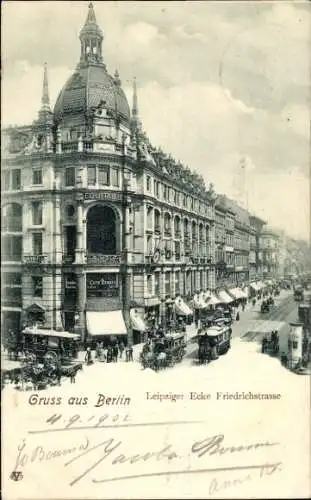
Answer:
[{"left": 10, "top": 471, "right": 23, "bottom": 482}]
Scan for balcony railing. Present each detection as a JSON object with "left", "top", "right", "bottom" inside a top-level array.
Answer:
[
  {"left": 154, "top": 224, "right": 161, "bottom": 234},
  {"left": 61, "top": 140, "right": 93, "bottom": 153},
  {"left": 23, "top": 254, "right": 47, "bottom": 264},
  {"left": 174, "top": 229, "right": 181, "bottom": 238},
  {"left": 62, "top": 255, "right": 75, "bottom": 264},
  {"left": 86, "top": 253, "right": 121, "bottom": 266},
  {"left": 164, "top": 228, "right": 172, "bottom": 237}
]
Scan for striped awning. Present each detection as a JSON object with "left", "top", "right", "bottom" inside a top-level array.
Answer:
[
  {"left": 205, "top": 293, "right": 222, "bottom": 306},
  {"left": 217, "top": 290, "right": 234, "bottom": 304},
  {"left": 175, "top": 298, "right": 193, "bottom": 316}
]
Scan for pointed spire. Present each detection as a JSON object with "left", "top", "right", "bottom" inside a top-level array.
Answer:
[
  {"left": 41, "top": 62, "right": 51, "bottom": 111},
  {"left": 132, "top": 76, "right": 138, "bottom": 117},
  {"left": 114, "top": 69, "right": 121, "bottom": 86}
]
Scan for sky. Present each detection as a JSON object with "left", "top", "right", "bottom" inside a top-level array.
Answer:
[{"left": 2, "top": 1, "right": 310, "bottom": 241}]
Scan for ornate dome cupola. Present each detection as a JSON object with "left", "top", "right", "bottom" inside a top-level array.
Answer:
[
  {"left": 79, "top": 2, "right": 104, "bottom": 68},
  {"left": 54, "top": 2, "right": 130, "bottom": 128}
]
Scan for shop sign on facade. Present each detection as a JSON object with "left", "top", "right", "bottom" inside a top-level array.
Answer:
[
  {"left": 86, "top": 273, "right": 119, "bottom": 298},
  {"left": 65, "top": 276, "right": 77, "bottom": 290},
  {"left": 84, "top": 192, "right": 123, "bottom": 202}
]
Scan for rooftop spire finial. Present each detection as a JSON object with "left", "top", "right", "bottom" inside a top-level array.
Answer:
[
  {"left": 41, "top": 62, "right": 51, "bottom": 111},
  {"left": 79, "top": 2, "right": 104, "bottom": 67},
  {"left": 86, "top": 2, "right": 97, "bottom": 24}
]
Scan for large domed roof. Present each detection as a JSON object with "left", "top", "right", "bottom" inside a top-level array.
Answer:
[{"left": 54, "top": 65, "right": 130, "bottom": 124}]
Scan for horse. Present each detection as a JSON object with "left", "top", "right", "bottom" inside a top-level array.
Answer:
[
  {"left": 198, "top": 343, "right": 211, "bottom": 364},
  {"left": 154, "top": 351, "right": 167, "bottom": 371}
]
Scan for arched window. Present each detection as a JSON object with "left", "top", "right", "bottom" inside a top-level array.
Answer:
[
  {"left": 87, "top": 205, "right": 118, "bottom": 255},
  {"left": 174, "top": 216, "right": 181, "bottom": 237},
  {"left": 164, "top": 213, "right": 171, "bottom": 236}
]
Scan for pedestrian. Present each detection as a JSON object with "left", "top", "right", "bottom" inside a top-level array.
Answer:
[
  {"left": 281, "top": 352, "right": 288, "bottom": 367},
  {"left": 113, "top": 344, "right": 118, "bottom": 362},
  {"left": 107, "top": 346, "right": 113, "bottom": 363},
  {"left": 242, "top": 302, "right": 245, "bottom": 312},
  {"left": 85, "top": 347, "right": 93, "bottom": 365},
  {"left": 252, "top": 298, "right": 256, "bottom": 307},
  {"left": 119, "top": 340, "right": 125, "bottom": 359},
  {"left": 125, "top": 346, "right": 130, "bottom": 362},
  {"left": 128, "top": 344, "right": 133, "bottom": 362},
  {"left": 236, "top": 311, "right": 240, "bottom": 321},
  {"left": 262, "top": 336, "right": 268, "bottom": 354}
]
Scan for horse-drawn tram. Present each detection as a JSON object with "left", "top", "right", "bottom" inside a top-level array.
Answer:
[
  {"left": 2, "top": 327, "right": 82, "bottom": 391},
  {"left": 197, "top": 325, "right": 232, "bottom": 364},
  {"left": 140, "top": 332, "right": 186, "bottom": 371}
]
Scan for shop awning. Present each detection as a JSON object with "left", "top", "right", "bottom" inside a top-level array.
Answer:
[
  {"left": 228, "top": 288, "right": 248, "bottom": 300},
  {"left": 258, "top": 281, "right": 266, "bottom": 288},
  {"left": 130, "top": 309, "right": 146, "bottom": 332},
  {"left": 86, "top": 311, "right": 127, "bottom": 336},
  {"left": 217, "top": 290, "right": 234, "bottom": 304},
  {"left": 192, "top": 294, "right": 206, "bottom": 309},
  {"left": 205, "top": 293, "right": 222, "bottom": 306},
  {"left": 175, "top": 298, "right": 193, "bottom": 316},
  {"left": 21, "top": 327, "right": 79, "bottom": 339},
  {"left": 249, "top": 282, "right": 259, "bottom": 291}
]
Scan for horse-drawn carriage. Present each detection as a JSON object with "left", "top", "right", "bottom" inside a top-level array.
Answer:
[
  {"left": 15, "top": 327, "right": 82, "bottom": 389},
  {"left": 261, "top": 297, "right": 274, "bottom": 313},
  {"left": 140, "top": 332, "right": 186, "bottom": 371},
  {"left": 197, "top": 325, "right": 232, "bottom": 364},
  {"left": 294, "top": 287, "right": 304, "bottom": 302}
]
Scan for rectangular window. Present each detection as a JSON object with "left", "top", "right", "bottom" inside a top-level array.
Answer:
[
  {"left": 2, "top": 235, "right": 22, "bottom": 261},
  {"left": 146, "top": 175, "right": 151, "bottom": 191},
  {"left": 32, "top": 276, "right": 43, "bottom": 298},
  {"left": 175, "top": 241, "right": 181, "bottom": 260},
  {"left": 165, "top": 271, "right": 171, "bottom": 295},
  {"left": 33, "top": 232, "right": 43, "bottom": 255},
  {"left": 11, "top": 169, "right": 21, "bottom": 190},
  {"left": 32, "top": 201, "right": 43, "bottom": 225},
  {"left": 147, "top": 274, "right": 153, "bottom": 295},
  {"left": 111, "top": 167, "right": 119, "bottom": 187},
  {"left": 175, "top": 271, "right": 180, "bottom": 295},
  {"left": 154, "top": 272, "right": 160, "bottom": 296},
  {"left": 3, "top": 171, "right": 10, "bottom": 190},
  {"left": 98, "top": 166, "right": 109, "bottom": 185},
  {"left": 65, "top": 167, "right": 75, "bottom": 187},
  {"left": 87, "top": 165, "right": 96, "bottom": 186},
  {"left": 32, "top": 168, "right": 42, "bottom": 185}
]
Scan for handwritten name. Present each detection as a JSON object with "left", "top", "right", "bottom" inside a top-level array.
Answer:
[
  {"left": 14, "top": 437, "right": 89, "bottom": 469},
  {"left": 62, "top": 433, "right": 279, "bottom": 486}
]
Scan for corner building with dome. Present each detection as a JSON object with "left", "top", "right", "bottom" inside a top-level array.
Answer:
[{"left": 2, "top": 3, "right": 218, "bottom": 345}]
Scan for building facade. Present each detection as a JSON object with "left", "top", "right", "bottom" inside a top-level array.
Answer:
[
  {"left": 2, "top": 3, "right": 217, "bottom": 345},
  {"left": 261, "top": 228, "right": 281, "bottom": 279}
]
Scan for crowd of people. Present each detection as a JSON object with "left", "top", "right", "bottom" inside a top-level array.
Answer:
[{"left": 84, "top": 340, "right": 134, "bottom": 365}]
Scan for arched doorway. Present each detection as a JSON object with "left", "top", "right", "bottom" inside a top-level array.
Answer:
[{"left": 87, "top": 205, "right": 118, "bottom": 255}]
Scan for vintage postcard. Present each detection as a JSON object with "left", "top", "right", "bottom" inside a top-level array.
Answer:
[{"left": 1, "top": 1, "right": 310, "bottom": 498}]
